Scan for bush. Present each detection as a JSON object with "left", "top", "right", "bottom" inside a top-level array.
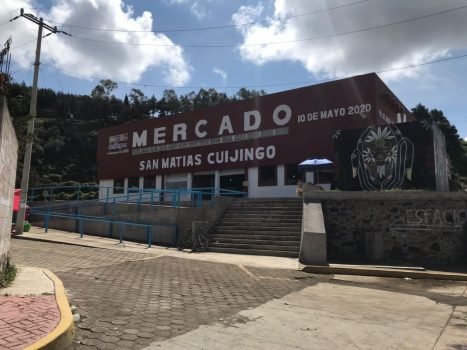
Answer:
[{"left": 0, "top": 260, "right": 17, "bottom": 289}]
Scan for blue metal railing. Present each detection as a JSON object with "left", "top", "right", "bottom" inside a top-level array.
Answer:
[
  {"left": 29, "top": 185, "right": 246, "bottom": 208},
  {"left": 30, "top": 209, "right": 177, "bottom": 248}
]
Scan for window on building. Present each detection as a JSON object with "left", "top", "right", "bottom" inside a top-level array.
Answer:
[
  {"left": 258, "top": 165, "right": 277, "bottom": 186},
  {"left": 128, "top": 177, "right": 140, "bottom": 193},
  {"left": 284, "top": 164, "right": 299, "bottom": 185},
  {"left": 143, "top": 176, "right": 156, "bottom": 190},
  {"left": 317, "top": 169, "right": 334, "bottom": 184},
  {"left": 165, "top": 181, "right": 187, "bottom": 190},
  {"left": 113, "top": 178, "right": 124, "bottom": 194}
]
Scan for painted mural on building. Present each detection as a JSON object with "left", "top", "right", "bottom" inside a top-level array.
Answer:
[
  {"left": 351, "top": 125, "right": 414, "bottom": 190},
  {"left": 334, "top": 122, "right": 448, "bottom": 191}
]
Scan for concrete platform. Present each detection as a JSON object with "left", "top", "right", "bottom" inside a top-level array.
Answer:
[{"left": 144, "top": 278, "right": 467, "bottom": 350}]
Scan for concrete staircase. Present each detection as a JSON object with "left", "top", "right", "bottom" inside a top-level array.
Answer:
[{"left": 209, "top": 198, "right": 303, "bottom": 258}]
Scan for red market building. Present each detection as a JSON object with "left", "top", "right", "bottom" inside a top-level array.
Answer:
[{"left": 97, "top": 73, "right": 416, "bottom": 198}]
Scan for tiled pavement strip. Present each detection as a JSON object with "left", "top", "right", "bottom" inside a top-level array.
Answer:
[
  {"left": 9, "top": 238, "right": 467, "bottom": 350},
  {"left": 10, "top": 239, "right": 316, "bottom": 350},
  {"left": 0, "top": 295, "right": 59, "bottom": 350}
]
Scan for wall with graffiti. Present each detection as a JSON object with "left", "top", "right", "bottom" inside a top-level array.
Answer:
[
  {"left": 334, "top": 122, "right": 449, "bottom": 191},
  {"left": 303, "top": 191, "right": 467, "bottom": 266}
]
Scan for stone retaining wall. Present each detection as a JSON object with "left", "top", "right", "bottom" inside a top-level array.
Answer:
[
  {"left": 304, "top": 191, "right": 467, "bottom": 266},
  {"left": 0, "top": 96, "right": 18, "bottom": 271}
]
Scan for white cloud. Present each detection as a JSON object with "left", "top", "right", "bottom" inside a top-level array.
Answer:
[
  {"left": 232, "top": 0, "right": 467, "bottom": 81},
  {"left": 3, "top": 0, "right": 191, "bottom": 85},
  {"left": 190, "top": 2, "right": 208, "bottom": 20},
  {"left": 168, "top": 0, "right": 211, "bottom": 20},
  {"left": 212, "top": 67, "right": 227, "bottom": 84}
]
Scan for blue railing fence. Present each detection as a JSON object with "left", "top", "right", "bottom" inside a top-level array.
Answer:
[
  {"left": 27, "top": 185, "right": 244, "bottom": 245},
  {"left": 30, "top": 208, "right": 177, "bottom": 248},
  {"left": 28, "top": 185, "right": 246, "bottom": 208}
]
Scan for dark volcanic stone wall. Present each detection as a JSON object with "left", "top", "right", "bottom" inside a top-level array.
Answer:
[{"left": 304, "top": 192, "right": 467, "bottom": 266}]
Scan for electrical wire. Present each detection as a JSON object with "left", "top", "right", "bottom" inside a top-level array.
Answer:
[
  {"left": 43, "top": 39, "right": 97, "bottom": 182},
  {"left": 50, "top": 0, "right": 368, "bottom": 34},
  {"left": 40, "top": 51, "right": 467, "bottom": 90},
  {"left": 10, "top": 39, "right": 37, "bottom": 51},
  {"left": 65, "top": 4, "right": 467, "bottom": 48}
]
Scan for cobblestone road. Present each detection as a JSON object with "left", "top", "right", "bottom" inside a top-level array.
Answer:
[{"left": 10, "top": 239, "right": 318, "bottom": 350}]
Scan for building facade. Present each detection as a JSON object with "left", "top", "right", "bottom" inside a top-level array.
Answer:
[{"left": 97, "top": 73, "right": 413, "bottom": 198}]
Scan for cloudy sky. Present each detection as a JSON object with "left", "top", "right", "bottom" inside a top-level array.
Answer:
[{"left": 2, "top": 0, "right": 467, "bottom": 137}]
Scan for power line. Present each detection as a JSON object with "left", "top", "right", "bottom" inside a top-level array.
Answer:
[
  {"left": 8, "top": 63, "right": 34, "bottom": 75},
  {"left": 51, "top": 0, "right": 368, "bottom": 34},
  {"left": 45, "top": 39, "right": 97, "bottom": 181},
  {"left": 40, "top": 51, "right": 467, "bottom": 91},
  {"left": 10, "top": 39, "right": 37, "bottom": 51},
  {"left": 65, "top": 4, "right": 467, "bottom": 48},
  {"left": 45, "top": 39, "right": 65, "bottom": 91}
]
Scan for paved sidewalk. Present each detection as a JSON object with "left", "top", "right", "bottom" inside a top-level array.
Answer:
[
  {"left": 144, "top": 276, "right": 467, "bottom": 350},
  {"left": 18, "top": 226, "right": 301, "bottom": 270},
  {"left": 17, "top": 226, "right": 467, "bottom": 281},
  {"left": 0, "top": 266, "right": 74, "bottom": 350},
  {"left": 10, "top": 238, "right": 467, "bottom": 350}
]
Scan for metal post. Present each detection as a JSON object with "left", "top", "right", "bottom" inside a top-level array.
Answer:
[
  {"left": 79, "top": 219, "right": 83, "bottom": 238},
  {"left": 197, "top": 191, "right": 202, "bottom": 208},
  {"left": 147, "top": 226, "right": 152, "bottom": 248},
  {"left": 45, "top": 208, "right": 50, "bottom": 233},
  {"left": 138, "top": 189, "right": 142, "bottom": 210},
  {"left": 16, "top": 18, "right": 43, "bottom": 234}
]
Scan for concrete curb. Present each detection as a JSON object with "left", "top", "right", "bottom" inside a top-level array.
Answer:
[
  {"left": 302, "top": 265, "right": 467, "bottom": 281},
  {"left": 24, "top": 269, "right": 75, "bottom": 350}
]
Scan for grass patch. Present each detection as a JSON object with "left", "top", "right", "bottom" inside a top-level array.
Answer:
[{"left": 0, "top": 260, "right": 17, "bottom": 289}]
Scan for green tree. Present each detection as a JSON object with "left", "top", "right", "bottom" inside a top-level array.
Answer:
[
  {"left": 4, "top": 78, "right": 269, "bottom": 187},
  {"left": 235, "top": 87, "right": 266, "bottom": 100},
  {"left": 156, "top": 89, "right": 182, "bottom": 117},
  {"left": 412, "top": 104, "right": 467, "bottom": 189},
  {"left": 91, "top": 79, "right": 118, "bottom": 100}
]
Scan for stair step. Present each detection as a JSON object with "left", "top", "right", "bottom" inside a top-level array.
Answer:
[
  {"left": 209, "top": 242, "right": 299, "bottom": 252},
  {"left": 212, "top": 227, "right": 302, "bottom": 236},
  {"left": 215, "top": 226, "right": 301, "bottom": 232},
  {"left": 221, "top": 219, "right": 302, "bottom": 224},
  {"left": 225, "top": 213, "right": 302, "bottom": 217},
  {"left": 210, "top": 233, "right": 300, "bottom": 240},
  {"left": 210, "top": 197, "right": 302, "bottom": 258},
  {"left": 210, "top": 238, "right": 300, "bottom": 246},
  {"left": 228, "top": 207, "right": 302, "bottom": 211},
  {"left": 222, "top": 216, "right": 301, "bottom": 220},
  {"left": 208, "top": 247, "right": 299, "bottom": 258},
  {"left": 217, "top": 221, "right": 301, "bottom": 227}
]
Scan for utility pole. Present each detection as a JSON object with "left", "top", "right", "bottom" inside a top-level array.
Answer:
[{"left": 11, "top": 9, "right": 70, "bottom": 234}]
